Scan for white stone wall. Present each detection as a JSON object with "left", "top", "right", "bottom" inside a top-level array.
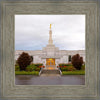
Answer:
[
  {"left": 15, "top": 50, "right": 85, "bottom": 65},
  {"left": 33, "top": 56, "right": 42, "bottom": 63},
  {"left": 59, "top": 56, "right": 68, "bottom": 64}
]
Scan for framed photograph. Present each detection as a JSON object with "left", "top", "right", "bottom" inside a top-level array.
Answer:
[
  {"left": 0, "top": 0, "right": 99, "bottom": 100},
  {"left": 15, "top": 15, "right": 85, "bottom": 85}
]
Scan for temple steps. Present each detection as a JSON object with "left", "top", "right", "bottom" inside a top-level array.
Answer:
[{"left": 39, "top": 69, "right": 62, "bottom": 76}]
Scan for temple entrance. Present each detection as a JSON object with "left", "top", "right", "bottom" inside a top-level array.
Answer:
[
  {"left": 46, "top": 58, "right": 56, "bottom": 70},
  {"left": 46, "top": 58, "right": 55, "bottom": 65}
]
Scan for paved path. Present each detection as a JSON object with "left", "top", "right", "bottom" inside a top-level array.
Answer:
[{"left": 15, "top": 75, "right": 85, "bottom": 85}]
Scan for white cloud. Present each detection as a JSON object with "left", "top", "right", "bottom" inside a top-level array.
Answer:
[{"left": 15, "top": 15, "right": 85, "bottom": 50}]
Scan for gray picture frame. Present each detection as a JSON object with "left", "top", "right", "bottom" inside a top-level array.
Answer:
[{"left": 0, "top": 0, "right": 100, "bottom": 100}]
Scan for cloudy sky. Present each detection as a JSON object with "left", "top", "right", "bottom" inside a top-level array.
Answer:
[{"left": 15, "top": 15, "right": 85, "bottom": 50}]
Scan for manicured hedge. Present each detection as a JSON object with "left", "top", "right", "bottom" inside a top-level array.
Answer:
[
  {"left": 26, "top": 64, "right": 41, "bottom": 72},
  {"left": 26, "top": 64, "right": 37, "bottom": 72},
  {"left": 34, "top": 63, "right": 43, "bottom": 67},
  {"left": 15, "top": 71, "right": 39, "bottom": 75},
  {"left": 60, "top": 66, "right": 76, "bottom": 71},
  {"left": 15, "top": 65, "right": 20, "bottom": 71},
  {"left": 62, "top": 70, "right": 85, "bottom": 75},
  {"left": 59, "top": 63, "right": 72, "bottom": 67}
]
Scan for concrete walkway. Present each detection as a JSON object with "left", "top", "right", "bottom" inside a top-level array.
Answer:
[{"left": 15, "top": 75, "right": 85, "bottom": 85}]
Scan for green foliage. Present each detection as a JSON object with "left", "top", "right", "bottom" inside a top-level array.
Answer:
[
  {"left": 60, "top": 67, "right": 68, "bottom": 71},
  {"left": 59, "top": 64, "right": 65, "bottom": 67},
  {"left": 81, "top": 65, "right": 85, "bottom": 70},
  {"left": 26, "top": 64, "right": 36, "bottom": 72},
  {"left": 25, "top": 64, "right": 41, "bottom": 72},
  {"left": 15, "top": 60, "right": 19, "bottom": 66},
  {"left": 67, "top": 66, "right": 76, "bottom": 71},
  {"left": 15, "top": 71, "right": 39, "bottom": 75},
  {"left": 59, "top": 63, "right": 72, "bottom": 67},
  {"left": 34, "top": 63, "right": 43, "bottom": 67},
  {"left": 60, "top": 66, "right": 76, "bottom": 71},
  {"left": 15, "top": 65, "right": 20, "bottom": 71},
  {"left": 17, "top": 52, "right": 32, "bottom": 71},
  {"left": 71, "top": 54, "right": 83, "bottom": 70},
  {"left": 62, "top": 70, "right": 85, "bottom": 75},
  {"left": 35, "top": 67, "right": 41, "bottom": 71}
]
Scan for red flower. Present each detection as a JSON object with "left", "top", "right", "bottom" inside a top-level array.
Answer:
[
  {"left": 39, "top": 66, "right": 43, "bottom": 68},
  {"left": 43, "top": 66, "right": 45, "bottom": 68}
]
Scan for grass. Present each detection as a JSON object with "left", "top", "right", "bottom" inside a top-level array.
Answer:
[
  {"left": 62, "top": 70, "right": 85, "bottom": 75},
  {"left": 15, "top": 71, "right": 39, "bottom": 75}
]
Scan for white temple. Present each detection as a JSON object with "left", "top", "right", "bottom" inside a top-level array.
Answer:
[{"left": 15, "top": 24, "right": 85, "bottom": 68}]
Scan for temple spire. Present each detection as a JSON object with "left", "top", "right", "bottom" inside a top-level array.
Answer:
[
  {"left": 48, "top": 24, "right": 53, "bottom": 45},
  {"left": 50, "top": 24, "right": 52, "bottom": 29}
]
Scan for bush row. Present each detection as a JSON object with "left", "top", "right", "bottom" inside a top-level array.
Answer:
[
  {"left": 58, "top": 63, "right": 85, "bottom": 71},
  {"left": 33, "top": 63, "right": 43, "bottom": 67},
  {"left": 15, "top": 64, "right": 42, "bottom": 72},
  {"left": 15, "top": 71, "right": 39, "bottom": 75},
  {"left": 59, "top": 63, "right": 72, "bottom": 67},
  {"left": 62, "top": 70, "right": 85, "bottom": 75},
  {"left": 60, "top": 66, "right": 76, "bottom": 71}
]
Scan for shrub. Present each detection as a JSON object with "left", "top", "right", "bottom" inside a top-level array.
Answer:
[
  {"left": 15, "top": 65, "right": 20, "bottom": 71},
  {"left": 59, "top": 64, "right": 65, "bottom": 67},
  {"left": 67, "top": 66, "right": 76, "bottom": 71},
  {"left": 71, "top": 54, "right": 83, "bottom": 70},
  {"left": 81, "top": 65, "right": 85, "bottom": 70},
  {"left": 15, "top": 60, "right": 19, "bottom": 66},
  {"left": 34, "top": 63, "right": 43, "bottom": 67},
  {"left": 66, "top": 63, "right": 72, "bottom": 66},
  {"left": 60, "top": 66, "right": 76, "bottom": 71},
  {"left": 60, "top": 67, "right": 68, "bottom": 71},
  {"left": 26, "top": 64, "right": 36, "bottom": 72},
  {"left": 26, "top": 67, "right": 33, "bottom": 72},
  {"left": 39, "top": 66, "right": 45, "bottom": 68},
  {"left": 17, "top": 52, "right": 32, "bottom": 71},
  {"left": 59, "top": 63, "right": 72, "bottom": 67},
  {"left": 35, "top": 67, "right": 41, "bottom": 71}
]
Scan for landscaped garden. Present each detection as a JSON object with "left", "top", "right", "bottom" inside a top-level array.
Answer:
[
  {"left": 15, "top": 52, "right": 85, "bottom": 75},
  {"left": 58, "top": 54, "right": 85, "bottom": 75},
  {"left": 15, "top": 52, "right": 44, "bottom": 75},
  {"left": 58, "top": 64, "right": 85, "bottom": 75},
  {"left": 15, "top": 63, "right": 44, "bottom": 75}
]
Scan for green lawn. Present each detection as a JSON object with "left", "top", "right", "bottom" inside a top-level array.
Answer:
[
  {"left": 15, "top": 71, "right": 39, "bottom": 75},
  {"left": 62, "top": 70, "right": 85, "bottom": 75},
  {"left": 15, "top": 70, "right": 85, "bottom": 75}
]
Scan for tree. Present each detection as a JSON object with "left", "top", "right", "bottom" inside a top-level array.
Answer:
[
  {"left": 17, "top": 52, "right": 32, "bottom": 71},
  {"left": 71, "top": 54, "right": 83, "bottom": 70},
  {"left": 30, "top": 56, "right": 33, "bottom": 62}
]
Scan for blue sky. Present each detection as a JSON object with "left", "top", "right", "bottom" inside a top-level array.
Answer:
[{"left": 15, "top": 15, "right": 85, "bottom": 50}]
